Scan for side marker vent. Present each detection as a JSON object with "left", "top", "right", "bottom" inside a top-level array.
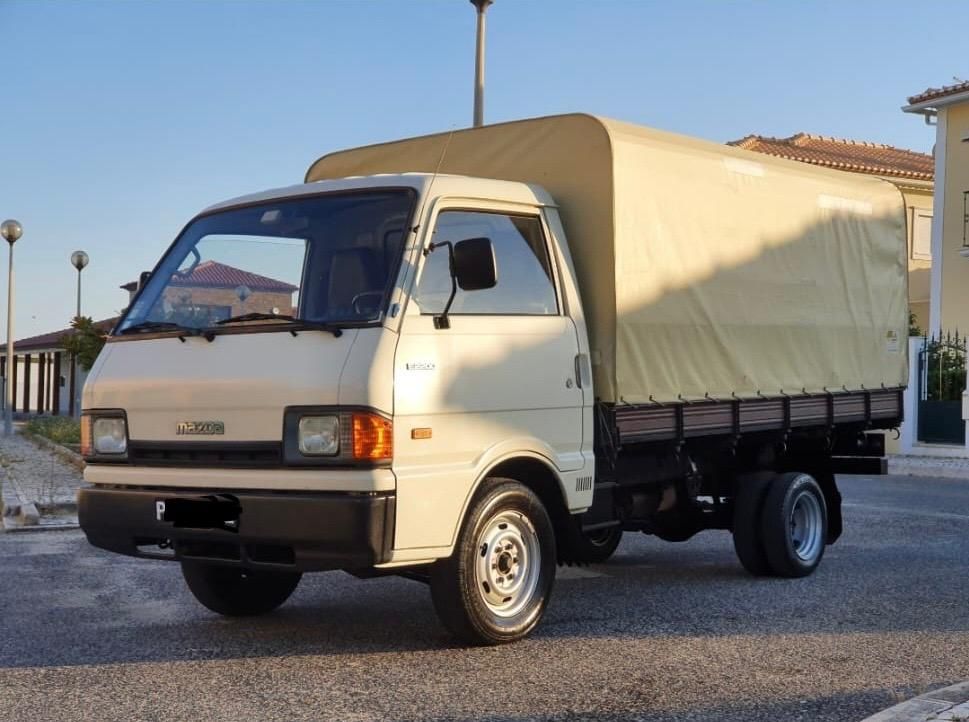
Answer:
[{"left": 575, "top": 476, "right": 593, "bottom": 492}]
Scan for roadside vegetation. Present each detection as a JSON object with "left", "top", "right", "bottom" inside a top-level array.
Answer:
[{"left": 24, "top": 416, "right": 81, "bottom": 446}]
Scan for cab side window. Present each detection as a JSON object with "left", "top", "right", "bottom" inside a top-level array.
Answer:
[{"left": 415, "top": 210, "right": 557, "bottom": 315}]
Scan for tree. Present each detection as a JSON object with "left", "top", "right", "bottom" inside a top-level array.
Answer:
[
  {"left": 909, "top": 311, "right": 923, "bottom": 338},
  {"left": 60, "top": 316, "right": 107, "bottom": 371}
]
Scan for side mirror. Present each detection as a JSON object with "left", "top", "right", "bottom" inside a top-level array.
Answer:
[
  {"left": 453, "top": 237, "right": 497, "bottom": 291},
  {"left": 138, "top": 270, "right": 152, "bottom": 290},
  {"left": 423, "top": 236, "right": 498, "bottom": 329}
]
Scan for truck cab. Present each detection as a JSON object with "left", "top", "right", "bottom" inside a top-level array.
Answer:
[{"left": 79, "top": 173, "right": 593, "bottom": 643}]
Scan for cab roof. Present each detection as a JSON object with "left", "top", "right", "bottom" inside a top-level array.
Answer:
[{"left": 200, "top": 173, "right": 555, "bottom": 217}]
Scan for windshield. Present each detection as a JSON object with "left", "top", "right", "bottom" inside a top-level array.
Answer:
[{"left": 118, "top": 190, "right": 415, "bottom": 334}]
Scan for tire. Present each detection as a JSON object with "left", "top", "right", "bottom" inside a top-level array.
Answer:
[
  {"left": 561, "top": 520, "right": 622, "bottom": 563},
  {"left": 760, "top": 472, "right": 828, "bottom": 578},
  {"left": 650, "top": 509, "right": 704, "bottom": 543},
  {"left": 430, "top": 478, "right": 556, "bottom": 645},
  {"left": 181, "top": 562, "right": 302, "bottom": 616},
  {"left": 731, "top": 472, "right": 773, "bottom": 576}
]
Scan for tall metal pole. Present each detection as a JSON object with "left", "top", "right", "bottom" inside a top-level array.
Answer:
[
  {"left": 73, "top": 268, "right": 80, "bottom": 417},
  {"left": 1, "top": 220, "right": 23, "bottom": 436},
  {"left": 70, "top": 250, "right": 89, "bottom": 418},
  {"left": 5, "top": 243, "right": 14, "bottom": 434},
  {"left": 471, "top": 0, "right": 493, "bottom": 127}
]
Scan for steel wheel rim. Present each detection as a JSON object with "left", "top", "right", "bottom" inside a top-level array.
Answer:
[
  {"left": 474, "top": 510, "right": 541, "bottom": 619},
  {"left": 790, "top": 489, "right": 823, "bottom": 563}
]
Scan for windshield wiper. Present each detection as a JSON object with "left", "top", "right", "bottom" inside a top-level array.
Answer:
[
  {"left": 117, "top": 321, "right": 215, "bottom": 342},
  {"left": 215, "top": 313, "right": 343, "bottom": 338}
]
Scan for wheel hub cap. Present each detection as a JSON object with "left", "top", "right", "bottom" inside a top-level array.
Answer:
[
  {"left": 789, "top": 490, "right": 823, "bottom": 563},
  {"left": 474, "top": 510, "right": 541, "bottom": 618}
]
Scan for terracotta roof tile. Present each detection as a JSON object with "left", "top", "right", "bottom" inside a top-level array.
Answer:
[
  {"left": 169, "top": 261, "right": 298, "bottom": 293},
  {"left": 727, "top": 133, "right": 933, "bottom": 181},
  {"left": 2, "top": 264, "right": 297, "bottom": 353},
  {"left": 908, "top": 80, "right": 969, "bottom": 106}
]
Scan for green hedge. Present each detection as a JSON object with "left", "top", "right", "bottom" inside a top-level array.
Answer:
[{"left": 24, "top": 416, "right": 81, "bottom": 445}]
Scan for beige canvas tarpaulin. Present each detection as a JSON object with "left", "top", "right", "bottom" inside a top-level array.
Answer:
[{"left": 306, "top": 114, "right": 908, "bottom": 404}]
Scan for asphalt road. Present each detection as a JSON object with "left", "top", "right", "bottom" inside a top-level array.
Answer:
[{"left": 1, "top": 474, "right": 967, "bottom": 722}]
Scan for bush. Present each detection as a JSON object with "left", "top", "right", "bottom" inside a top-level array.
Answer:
[
  {"left": 60, "top": 316, "right": 107, "bottom": 371},
  {"left": 24, "top": 416, "right": 81, "bottom": 445}
]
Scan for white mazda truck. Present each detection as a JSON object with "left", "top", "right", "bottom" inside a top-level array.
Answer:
[{"left": 78, "top": 115, "right": 906, "bottom": 645}]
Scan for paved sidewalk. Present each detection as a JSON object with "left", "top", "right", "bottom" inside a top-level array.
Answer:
[
  {"left": 0, "top": 427, "right": 83, "bottom": 530},
  {"left": 889, "top": 454, "right": 969, "bottom": 479},
  {"left": 861, "top": 681, "right": 969, "bottom": 721}
]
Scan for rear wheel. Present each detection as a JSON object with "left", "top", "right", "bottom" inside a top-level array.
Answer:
[
  {"left": 732, "top": 472, "right": 773, "bottom": 576},
  {"left": 560, "top": 519, "right": 622, "bottom": 563},
  {"left": 430, "top": 478, "right": 556, "bottom": 645},
  {"left": 181, "top": 562, "right": 302, "bottom": 616},
  {"left": 760, "top": 472, "right": 827, "bottom": 578},
  {"left": 579, "top": 526, "right": 623, "bottom": 561}
]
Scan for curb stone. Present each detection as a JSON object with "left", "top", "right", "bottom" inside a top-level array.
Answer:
[
  {"left": 860, "top": 681, "right": 969, "bottom": 721},
  {"left": 2, "top": 503, "right": 78, "bottom": 532},
  {"left": 20, "top": 432, "right": 86, "bottom": 472}
]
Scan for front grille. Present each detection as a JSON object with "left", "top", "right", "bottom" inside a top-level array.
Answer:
[{"left": 127, "top": 441, "right": 282, "bottom": 468}]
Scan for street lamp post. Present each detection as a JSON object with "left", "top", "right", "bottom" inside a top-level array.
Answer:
[
  {"left": 2, "top": 219, "right": 23, "bottom": 436},
  {"left": 70, "top": 250, "right": 89, "bottom": 418},
  {"left": 470, "top": 0, "right": 493, "bottom": 127}
]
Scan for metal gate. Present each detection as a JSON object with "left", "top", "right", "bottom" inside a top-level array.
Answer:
[{"left": 917, "top": 332, "right": 967, "bottom": 444}]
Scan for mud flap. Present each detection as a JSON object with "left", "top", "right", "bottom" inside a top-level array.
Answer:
[{"left": 814, "top": 472, "right": 842, "bottom": 544}]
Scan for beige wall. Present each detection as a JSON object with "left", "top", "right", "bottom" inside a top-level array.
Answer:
[
  {"left": 940, "top": 102, "right": 969, "bottom": 334},
  {"left": 898, "top": 185, "right": 934, "bottom": 333}
]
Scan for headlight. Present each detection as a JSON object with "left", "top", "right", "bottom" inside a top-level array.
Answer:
[
  {"left": 298, "top": 416, "right": 340, "bottom": 456},
  {"left": 93, "top": 417, "right": 128, "bottom": 454},
  {"left": 284, "top": 408, "right": 392, "bottom": 466},
  {"left": 81, "top": 412, "right": 128, "bottom": 458}
]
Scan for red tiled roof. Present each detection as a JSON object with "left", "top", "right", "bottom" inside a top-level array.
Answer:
[
  {"left": 2, "top": 263, "right": 297, "bottom": 353},
  {"left": 1, "top": 317, "right": 118, "bottom": 353},
  {"left": 169, "top": 261, "right": 297, "bottom": 293},
  {"left": 728, "top": 133, "right": 934, "bottom": 181},
  {"left": 908, "top": 80, "right": 969, "bottom": 106}
]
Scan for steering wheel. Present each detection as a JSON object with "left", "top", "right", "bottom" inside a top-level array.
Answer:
[{"left": 351, "top": 291, "right": 384, "bottom": 316}]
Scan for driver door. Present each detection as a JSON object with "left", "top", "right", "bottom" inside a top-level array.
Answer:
[{"left": 392, "top": 204, "right": 585, "bottom": 551}]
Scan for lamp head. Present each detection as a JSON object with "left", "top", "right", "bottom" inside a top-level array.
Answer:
[
  {"left": 1, "top": 219, "right": 23, "bottom": 245},
  {"left": 71, "top": 250, "right": 90, "bottom": 271},
  {"left": 470, "top": 0, "right": 493, "bottom": 10}
]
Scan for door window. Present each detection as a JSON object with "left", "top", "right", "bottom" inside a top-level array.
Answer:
[{"left": 415, "top": 210, "right": 557, "bottom": 315}]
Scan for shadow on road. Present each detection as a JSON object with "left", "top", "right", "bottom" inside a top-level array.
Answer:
[{"left": 1, "top": 499, "right": 966, "bottom": 672}]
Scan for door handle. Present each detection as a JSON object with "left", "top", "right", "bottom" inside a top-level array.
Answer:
[{"left": 574, "top": 354, "right": 591, "bottom": 389}]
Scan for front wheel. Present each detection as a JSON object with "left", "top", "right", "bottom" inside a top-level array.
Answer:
[
  {"left": 430, "top": 478, "right": 556, "bottom": 645},
  {"left": 181, "top": 562, "right": 302, "bottom": 616}
]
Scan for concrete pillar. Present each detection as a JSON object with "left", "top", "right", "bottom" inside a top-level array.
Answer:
[
  {"left": 52, "top": 352, "right": 61, "bottom": 415},
  {"left": 898, "top": 336, "right": 923, "bottom": 455}
]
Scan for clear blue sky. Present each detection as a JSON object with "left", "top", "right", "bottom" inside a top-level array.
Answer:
[{"left": 2, "top": 0, "right": 966, "bottom": 339}]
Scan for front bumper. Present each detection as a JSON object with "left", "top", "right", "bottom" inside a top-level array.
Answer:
[{"left": 78, "top": 486, "right": 395, "bottom": 572}]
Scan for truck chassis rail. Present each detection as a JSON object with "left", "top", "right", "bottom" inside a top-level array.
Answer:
[{"left": 608, "top": 387, "right": 903, "bottom": 446}]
